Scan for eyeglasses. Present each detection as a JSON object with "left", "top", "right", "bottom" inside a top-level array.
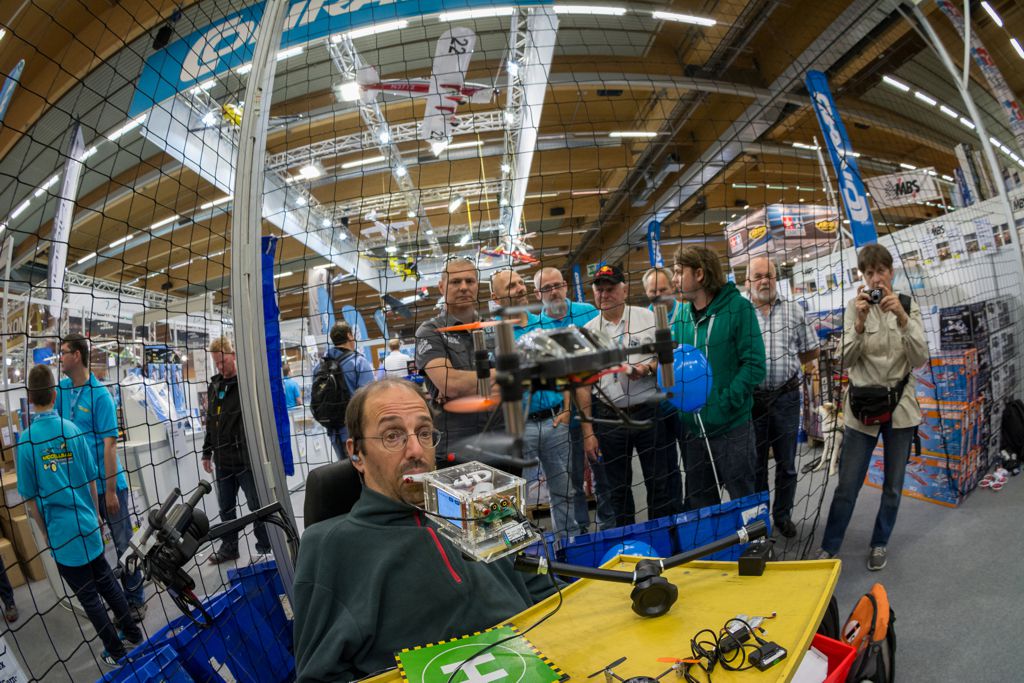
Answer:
[
  {"left": 362, "top": 428, "right": 442, "bottom": 452},
  {"left": 537, "top": 282, "right": 566, "bottom": 294},
  {"left": 59, "top": 349, "right": 74, "bottom": 356}
]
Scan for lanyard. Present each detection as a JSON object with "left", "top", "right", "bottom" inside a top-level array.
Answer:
[{"left": 68, "top": 385, "right": 86, "bottom": 415}]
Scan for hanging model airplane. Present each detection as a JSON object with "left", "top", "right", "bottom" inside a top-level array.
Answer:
[
  {"left": 388, "top": 256, "right": 419, "bottom": 281},
  {"left": 354, "top": 27, "right": 496, "bottom": 151},
  {"left": 479, "top": 233, "right": 540, "bottom": 265}
]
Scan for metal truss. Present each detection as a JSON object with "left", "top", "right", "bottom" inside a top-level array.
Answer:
[{"left": 497, "top": 8, "right": 530, "bottom": 244}]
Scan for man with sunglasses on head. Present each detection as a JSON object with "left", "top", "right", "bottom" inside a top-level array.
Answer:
[{"left": 293, "top": 380, "right": 557, "bottom": 682}]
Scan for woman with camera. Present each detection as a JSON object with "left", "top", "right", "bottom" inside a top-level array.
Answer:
[{"left": 816, "top": 244, "right": 928, "bottom": 570}]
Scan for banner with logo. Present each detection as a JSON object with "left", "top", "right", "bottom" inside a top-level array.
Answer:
[
  {"left": 0, "top": 59, "right": 24, "bottom": 128},
  {"left": 806, "top": 70, "right": 877, "bottom": 247},
  {"left": 307, "top": 268, "right": 334, "bottom": 337},
  {"left": 48, "top": 122, "right": 86, "bottom": 317},
  {"left": 571, "top": 264, "right": 584, "bottom": 302},
  {"left": 865, "top": 168, "right": 943, "bottom": 209},
  {"left": 372, "top": 307, "right": 388, "bottom": 339},
  {"left": 646, "top": 220, "right": 664, "bottom": 267}
]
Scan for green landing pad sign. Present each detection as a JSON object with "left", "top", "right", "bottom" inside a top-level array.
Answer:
[{"left": 395, "top": 624, "right": 564, "bottom": 683}]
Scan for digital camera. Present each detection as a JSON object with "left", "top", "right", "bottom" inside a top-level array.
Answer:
[{"left": 868, "top": 288, "right": 884, "bottom": 304}]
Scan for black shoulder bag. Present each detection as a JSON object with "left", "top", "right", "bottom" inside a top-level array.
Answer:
[{"left": 848, "top": 294, "right": 913, "bottom": 426}]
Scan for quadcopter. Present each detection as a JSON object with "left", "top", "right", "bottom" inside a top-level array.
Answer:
[{"left": 588, "top": 656, "right": 700, "bottom": 683}]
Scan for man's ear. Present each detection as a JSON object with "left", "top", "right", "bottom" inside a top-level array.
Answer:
[{"left": 347, "top": 438, "right": 363, "bottom": 467}]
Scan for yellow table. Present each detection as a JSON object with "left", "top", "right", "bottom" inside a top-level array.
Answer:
[{"left": 365, "top": 557, "right": 840, "bottom": 682}]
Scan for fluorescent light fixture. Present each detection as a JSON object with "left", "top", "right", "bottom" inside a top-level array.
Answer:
[
  {"left": 340, "top": 19, "right": 409, "bottom": 41},
  {"left": 913, "top": 91, "right": 937, "bottom": 106},
  {"left": 554, "top": 5, "right": 627, "bottom": 16},
  {"left": 148, "top": 214, "right": 180, "bottom": 231},
  {"left": 651, "top": 10, "right": 716, "bottom": 27},
  {"left": 732, "top": 183, "right": 759, "bottom": 189},
  {"left": 108, "top": 235, "right": 132, "bottom": 249},
  {"left": 190, "top": 79, "right": 216, "bottom": 95},
  {"left": 960, "top": 117, "right": 976, "bottom": 129},
  {"left": 981, "top": 2, "right": 1003, "bottom": 27},
  {"left": 926, "top": 169, "right": 938, "bottom": 177},
  {"left": 171, "top": 258, "right": 192, "bottom": 270},
  {"left": 939, "top": 105, "right": 959, "bottom": 118},
  {"left": 899, "top": 163, "right": 916, "bottom": 170},
  {"left": 339, "top": 79, "right": 361, "bottom": 102},
  {"left": 276, "top": 46, "right": 304, "bottom": 61},
  {"left": 75, "top": 251, "right": 98, "bottom": 266},
  {"left": 321, "top": 217, "right": 332, "bottom": 228},
  {"left": 34, "top": 174, "right": 60, "bottom": 197},
  {"left": 457, "top": 233, "right": 471, "bottom": 246},
  {"left": 298, "top": 161, "right": 324, "bottom": 179},
  {"left": 430, "top": 140, "right": 450, "bottom": 156},
  {"left": 792, "top": 142, "right": 819, "bottom": 150},
  {"left": 766, "top": 184, "right": 786, "bottom": 190},
  {"left": 446, "top": 140, "right": 485, "bottom": 151},
  {"left": 0, "top": 30, "right": 5, "bottom": 43},
  {"left": 385, "top": 245, "right": 398, "bottom": 253},
  {"left": 989, "top": 136, "right": 1001, "bottom": 146},
  {"left": 10, "top": 199, "right": 31, "bottom": 219},
  {"left": 274, "top": 271, "right": 294, "bottom": 279},
  {"left": 881, "top": 75, "right": 910, "bottom": 93},
  {"left": 200, "top": 195, "right": 232, "bottom": 210},
  {"left": 81, "top": 146, "right": 99, "bottom": 161},
  {"left": 941, "top": 174, "right": 954, "bottom": 182},
  {"left": 1012, "top": 38, "right": 1024, "bottom": 60},
  {"left": 234, "top": 63, "right": 253, "bottom": 75},
  {"left": 394, "top": 165, "right": 408, "bottom": 178},
  {"left": 439, "top": 6, "right": 514, "bottom": 22},
  {"left": 341, "top": 155, "right": 386, "bottom": 169},
  {"left": 426, "top": 229, "right": 434, "bottom": 236},
  {"left": 448, "top": 193, "right": 465, "bottom": 213},
  {"left": 107, "top": 114, "right": 147, "bottom": 142},
  {"left": 610, "top": 131, "right": 657, "bottom": 138}
]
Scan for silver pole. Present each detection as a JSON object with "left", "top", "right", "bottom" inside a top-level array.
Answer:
[{"left": 230, "top": 0, "right": 296, "bottom": 597}]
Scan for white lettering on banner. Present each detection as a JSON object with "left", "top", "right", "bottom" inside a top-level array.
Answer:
[
  {"left": 814, "top": 92, "right": 871, "bottom": 223},
  {"left": 181, "top": 16, "right": 256, "bottom": 83},
  {"left": 286, "top": 1, "right": 310, "bottom": 31}
]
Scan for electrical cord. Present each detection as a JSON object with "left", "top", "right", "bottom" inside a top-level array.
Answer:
[{"left": 683, "top": 617, "right": 767, "bottom": 682}]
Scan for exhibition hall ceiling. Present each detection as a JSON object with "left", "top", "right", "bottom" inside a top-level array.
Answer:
[{"left": 0, "top": 0, "right": 1022, "bottom": 323}]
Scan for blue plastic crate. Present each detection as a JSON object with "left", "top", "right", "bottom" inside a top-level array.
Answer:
[
  {"left": 559, "top": 515, "right": 676, "bottom": 567},
  {"left": 673, "top": 492, "right": 770, "bottom": 561},
  {"left": 98, "top": 644, "right": 192, "bottom": 683},
  {"left": 227, "top": 560, "right": 293, "bottom": 651}
]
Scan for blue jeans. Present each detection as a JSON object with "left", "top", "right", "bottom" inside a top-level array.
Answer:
[
  {"left": 328, "top": 426, "right": 349, "bottom": 460},
  {"left": 58, "top": 554, "right": 142, "bottom": 659},
  {"left": 521, "top": 419, "right": 574, "bottom": 539},
  {"left": 568, "top": 422, "right": 592, "bottom": 534},
  {"left": 753, "top": 388, "right": 801, "bottom": 524},
  {"left": 214, "top": 468, "right": 272, "bottom": 553},
  {"left": 0, "top": 555, "right": 12, "bottom": 607},
  {"left": 99, "top": 487, "right": 144, "bottom": 608},
  {"left": 821, "top": 424, "right": 914, "bottom": 555}
]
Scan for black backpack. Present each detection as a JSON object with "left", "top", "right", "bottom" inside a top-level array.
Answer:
[
  {"left": 1000, "top": 399, "right": 1024, "bottom": 468},
  {"left": 310, "top": 350, "right": 354, "bottom": 430}
]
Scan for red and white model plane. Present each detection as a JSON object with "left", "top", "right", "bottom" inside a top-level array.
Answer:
[
  {"left": 480, "top": 233, "right": 540, "bottom": 265},
  {"left": 355, "top": 27, "right": 496, "bottom": 152}
]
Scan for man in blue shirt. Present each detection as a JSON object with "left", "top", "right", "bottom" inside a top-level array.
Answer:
[
  {"left": 19, "top": 365, "right": 142, "bottom": 665},
  {"left": 57, "top": 334, "right": 145, "bottom": 622},
  {"left": 315, "top": 323, "right": 375, "bottom": 460},
  {"left": 283, "top": 365, "right": 303, "bottom": 409},
  {"left": 532, "top": 267, "right": 604, "bottom": 533}
]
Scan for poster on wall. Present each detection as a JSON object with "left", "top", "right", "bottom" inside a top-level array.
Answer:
[
  {"left": 975, "top": 218, "right": 998, "bottom": 252},
  {"left": 864, "top": 168, "right": 942, "bottom": 208},
  {"left": 725, "top": 204, "right": 841, "bottom": 269}
]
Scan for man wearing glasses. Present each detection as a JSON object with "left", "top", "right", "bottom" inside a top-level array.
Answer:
[
  {"left": 293, "top": 379, "right": 556, "bottom": 682},
  {"left": 416, "top": 258, "right": 503, "bottom": 461}
]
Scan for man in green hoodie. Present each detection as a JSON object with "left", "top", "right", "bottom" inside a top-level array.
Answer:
[
  {"left": 670, "top": 246, "right": 766, "bottom": 510},
  {"left": 293, "top": 379, "right": 557, "bottom": 682}
]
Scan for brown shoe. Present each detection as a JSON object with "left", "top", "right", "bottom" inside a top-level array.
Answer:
[
  {"left": 4, "top": 603, "right": 18, "bottom": 622},
  {"left": 207, "top": 548, "right": 240, "bottom": 565}
]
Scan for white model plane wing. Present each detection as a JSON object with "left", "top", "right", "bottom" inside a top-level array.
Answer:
[{"left": 422, "top": 27, "right": 477, "bottom": 145}]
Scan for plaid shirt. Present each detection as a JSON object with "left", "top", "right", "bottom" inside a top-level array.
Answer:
[{"left": 754, "top": 297, "right": 819, "bottom": 390}]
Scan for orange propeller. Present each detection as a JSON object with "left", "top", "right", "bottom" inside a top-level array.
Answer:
[
  {"left": 444, "top": 397, "right": 502, "bottom": 413},
  {"left": 436, "top": 320, "right": 503, "bottom": 333}
]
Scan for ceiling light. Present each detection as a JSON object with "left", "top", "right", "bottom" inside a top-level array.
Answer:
[
  {"left": 81, "top": 146, "right": 99, "bottom": 161},
  {"left": 338, "top": 233, "right": 348, "bottom": 240},
  {"left": 507, "top": 59, "right": 520, "bottom": 78},
  {"left": 913, "top": 91, "right": 937, "bottom": 106},
  {"left": 439, "top": 7, "right": 514, "bottom": 22},
  {"left": 338, "top": 79, "right": 361, "bottom": 102},
  {"left": 457, "top": 233, "right": 471, "bottom": 246},
  {"left": 426, "top": 229, "right": 434, "bottom": 235},
  {"left": 75, "top": 251, "right": 98, "bottom": 266},
  {"left": 446, "top": 140, "right": 485, "bottom": 151},
  {"left": 941, "top": 174, "right": 954, "bottom": 182},
  {"left": 1012, "top": 38, "right": 1024, "bottom": 60},
  {"left": 430, "top": 140, "right": 450, "bottom": 156},
  {"left": 385, "top": 245, "right": 398, "bottom": 253},
  {"left": 276, "top": 46, "right": 304, "bottom": 61},
  {"left": 109, "top": 235, "right": 132, "bottom": 249},
  {"left": 298, "top": 161, "right": 325, "bottom": 179},
  {"left": 0, "top": 30, "right": 5, "bottom": 43},
  {"left": 10, "top": 199, "right": 31, "bottom": 219},
  {"left": 500, "top": 162, "right": 512, "bottom": 174},
  {"left": 899, "top": 163, "right": 916, "bottom": 170},
  {"left": 321, "top": 217, "right": 333, "bottom": 228},
  {"left": 881, "top": 75, "right": 910, "bottom": 93},
  {"left": 394, "top": 165, "right": 408, "bottom": 178},
  {"left": 234, "top": 63, "right": 253, "bottom": 75},
  {"left": 171, "top": 258, "right": 192, "bottom": 270},
  {"left": 732, "top": 183, "right": 758, "bottom": 189},
  {"left": 190, "top": 79, "right": 216, "bottom": 95},
  {"left": 274, "top": 271, "right": 294, "bottom": 279},
  {"left": 503, "top": 110, "right": 516, "bottom": 125},
  {"left": 554, "top": 5, "right": 627, "bottom": 16},
  {"left": 295, "top": 195, "right": 308, "bottom": 206},
  {"left": 148, "top": 214, "right": 180, "bottom": 231},
  {"left": 200, "top": 195, "right": 232, "bottom": 210},
  {"left": 989, "top": 136, "right": 1001, "bottom": 146},
  {"left": 960, "top": 117, "right": 976, "bottom": 130},
  {"left": 792, "top": 142, "right": 819, "bottom": 150},
  {"left": 107, "top": 114, "right": 147, "bottom": 142},
  {"left": 341, "top": 19, "right": 409, "bottom": 41},
  {"left": 378, "top": 130, "right": 391, "bottom": 145},
  {"left": 939, "top": 105, "right": 959, "bottom": 118},
  {"left": 341, "top": 155, "right": 386, "bottom": 169},
  {"left": 651, "top": 10, "right": 716, "bottom": 26},
  {"left": 407, "top": 210, "right": 416, "bottom": 218},
  {"left": 610, "top": 131, "right": 657, "bottom": 138},
  {"left": 448, "top": 194, "right": 465, "bottom": 213},
  {"left": 201, "top": 111, "right": 219, "bottom": 127},
  {"left": 766, "top": 184, "right": 786, "bottom": 190},
  {"left": 33, "top": 174, "right": 60, "bottom": 197},
  {"left": 981, "top": 1, "right": 1003, "bottom": 27}
]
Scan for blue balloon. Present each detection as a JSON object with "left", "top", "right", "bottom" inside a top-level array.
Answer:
[
  {"left": 600, "top": 540, "right": 657, "bottom": 564},
  {"left": 660, "top": 344, "right": 713, "bottom": 413}
]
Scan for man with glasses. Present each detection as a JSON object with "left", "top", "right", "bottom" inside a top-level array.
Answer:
[
  {"left": 745, "top": 256, "right": 819, "bottom": 538},
  {"left": 57, "top": 334, "right": 146, "bottom": 622},
  {"left": 293, "top": 379, "right": 557, "bottom": 682},
  {"left": 533, "top": 267, "right": 600, "bottom": 533},
  {"left": 416, "top": 257, "right": 503, "bottom": 461}
]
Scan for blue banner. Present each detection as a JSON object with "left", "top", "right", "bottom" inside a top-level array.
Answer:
[
  {"left": 341, "top": 304, "right": 369, "bottom": 342},
  {"left": 262, "top": 236, "right": 294, "bottom": 476},
  {"left": 0, "top": 59, "right": 24, "bottom": 128},
  {"left": 805, "top": 70, "right": 877, "bottom": 247},
  {"left": 372, "top": 307, "right": 388, "bottom": 339},
  {"left": 646, "top": 220, "right": 664, "bottom": 267},
  {"left": 571, "top": 264, "right": 584, "bottom": 302},
  {"left": 129, "top": 0, "right": 549, "bottom": 117}
]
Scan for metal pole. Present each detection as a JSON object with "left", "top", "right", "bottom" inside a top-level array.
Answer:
[{"left": 230, "top": 0, "right": 296, "bottom": 597}]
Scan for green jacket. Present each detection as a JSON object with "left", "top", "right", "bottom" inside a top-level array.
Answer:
[
  {"left": 293, "top": 487, "right": 557, "bottom": 682},
  {"left": 671, "top": 282, "right": 766, "bottom": 437}
]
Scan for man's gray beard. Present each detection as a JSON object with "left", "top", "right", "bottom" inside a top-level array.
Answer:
[{"left": 544, "top": 297, "right": 568, "bottom": 319}]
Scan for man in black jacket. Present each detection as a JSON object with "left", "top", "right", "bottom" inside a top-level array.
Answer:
[{"left": 201, "top": 336, "right": 271, "bottom": 564}]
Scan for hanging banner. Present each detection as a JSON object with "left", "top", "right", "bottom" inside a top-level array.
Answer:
[
  {"left": 571, "top": 264, "right": 584, "bottom": 302},
  {"left": 646, "top": 220, "right": 664, "bottom": 267},
  {"left": 0, "top": 59, "right": 25, "bottom": 128},
  {"left": 864, "top": 168, "right": 943, "bottom": 208},
  {"left": 806, "top": 70, "right": 877, "bottom": 247},
  {"left": 261, "top": 236, "right": 294, "bottom": 476},
  {"left": 372, "top": 307, "right": 388, "bottom": 340},
  {"left": 307, "top": 268, "right": 334, "bottom": 337},
  {"left": 48, "top": 122, "right": 86, "bottom": 317},
  {"left": 935, "top": 0, "right": 1024, "bottom": 155},
  {"left": 341, "top": 304, "right": 369, "bottom": 342}
]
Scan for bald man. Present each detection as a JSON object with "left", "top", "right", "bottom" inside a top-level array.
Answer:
[{"left": 745, "top": 256, "right": 819, "bottom": 538}]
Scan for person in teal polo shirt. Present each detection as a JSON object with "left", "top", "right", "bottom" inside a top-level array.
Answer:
[
  {"left": 56, "top": 334, "right": 145, "bottom": 621},
  {"left": 283, "top": 364, "right": 303, "bottom": 409},
  {"left": 18, "top": 365, "right": 142, "bottom": 665}
]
